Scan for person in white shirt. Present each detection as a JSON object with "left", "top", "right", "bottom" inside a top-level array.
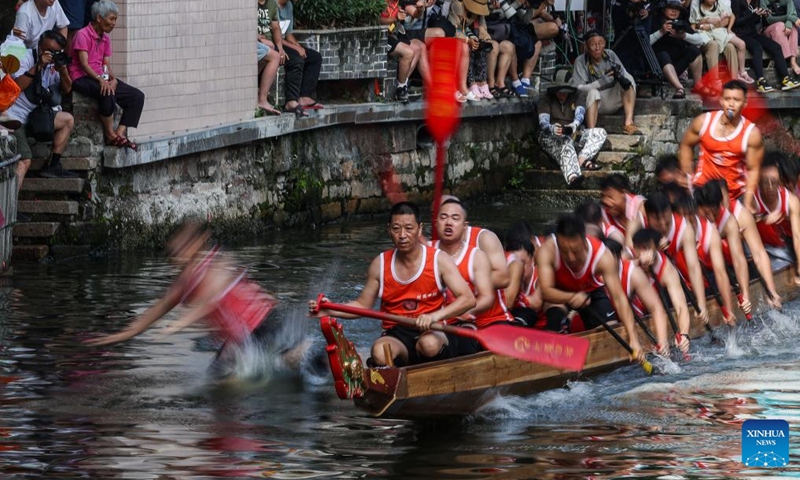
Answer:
[
  {"left": 13, "top": 0, "right": 70, "bottom": 49},
  {"left": 7, "top": 29, "right": 76, "bottom": 185}
]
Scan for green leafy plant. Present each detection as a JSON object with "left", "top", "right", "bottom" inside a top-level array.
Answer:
[{"left": 294, "top": 0, "right": 386, "bottom": 29}]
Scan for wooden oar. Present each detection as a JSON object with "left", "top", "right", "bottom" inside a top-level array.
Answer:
[
  {"left": 425, "top": 38, "right": 463, "bottom": 241},
  {"left": 677, "top": 275, "right": 722, "bottom": 342},
  {"left": 313, "top": 297, "right": 590, "bottom": 371},
  {"left": 699, "top": 264, "right": 733, "bottom": 321},
  {"left": 725, "top": 264, "right": 754, "bottom": 322},
  {"left": 581, "top": 309, "right": 653, "bottom": 375},
  {"left": 632, "top": 310, "right": 658, "bottom": 347}
]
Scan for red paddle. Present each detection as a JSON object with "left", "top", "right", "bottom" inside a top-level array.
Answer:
[
  {"left": 313, "top": 295, "right": 590, "bottom": 371},
  {"left": 425, "top": 38, "right": 463, "bottom": 241}
]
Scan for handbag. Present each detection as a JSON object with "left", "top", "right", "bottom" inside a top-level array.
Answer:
[{"left": 28, "top": 103, "right": 55, "bottom": 142}]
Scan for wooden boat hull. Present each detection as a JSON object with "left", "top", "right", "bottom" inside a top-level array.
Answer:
[{"left": 323, "top": 265, "right": 797, "bottom": 419}]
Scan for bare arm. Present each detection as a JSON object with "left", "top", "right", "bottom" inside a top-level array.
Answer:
[
  {"left": 434, "top": 253, "right": 477, "bottom": 322},
  {"left": 708, "top": 229, "right": 735, "bottom": 321},
  {"left": 270, "top": 20, "right": 284, "bottom": 54},
  {"left": 468, "top": 250, "right": 497, "bottom": 316},
  {"left": 681, "top": 223, "right": 709, "bottom": 316},
  {"left": 597, "top": 252, "right": 643, "bottom": 356},
  {"left": 310, "top": 256, "right": 382, "bottom": 318},
  {"left": 724, "top": 217, "right": 751, "bottom": 303},
  {"left": 631, "top": 267, "right": 669, "bottom": 351},
  {"left": 743, "top": 128, "right": 764, "bottom": 213},
  {"left": 660, "top": 261, "right": 691, "bottom": 334},
  {"left": 738, "top": 209, "right": 780, "bottom": 305},
  {"left": 477, "top": 230, "right": 510, "bottom": 289},
  {"left": 679, "top": 115, "right": 703, "bottom": 177},
  {"left": 504, "top": 259, "right": 524, "bottom": 309}
]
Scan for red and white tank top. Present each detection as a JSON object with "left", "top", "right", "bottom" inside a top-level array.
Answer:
[
  {"left": 552, "top": 235, "right": 606, "bottom": 292},
  {"left": 465, "top": 226, "right": 485, "bottom": 250},
  {"left": 693, "top": 111, "right": 756, "bottom": 200},
  {"left": 378, "top": 245, "right": 445, "bottom": 329},
  {"left": 695, "top": 216, "right": 714, "bottom": 268},
  {"left": 714, "top": 206, "right": 731, "bottom": 234},
  {"left": 439, "top": 242, "right": 512, "bottom": 328},
  {"left": 659, "top": 213, "right": 687, "bottom": 259},
  {"left": 619, "top": 259, "right": 646, "bottom": 317},
  {"left": 602, "top": 193, "right": 645, "bottom": 235},
  {"left": 754, "top": 186, "right": 792, "bottom": 247}
]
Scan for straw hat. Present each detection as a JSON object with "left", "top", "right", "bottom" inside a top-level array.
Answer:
[{"left": 463, "top": 0, "right": 490, "bottom": 16}]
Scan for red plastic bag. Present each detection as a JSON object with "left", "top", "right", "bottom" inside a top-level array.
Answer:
[{"left": 0, "top": 74, "right": 20, "bottom": 112}]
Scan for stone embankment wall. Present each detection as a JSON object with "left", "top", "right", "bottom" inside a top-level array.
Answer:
[{"left": 96, "top": 110, "right": 535, "bottom": 249}]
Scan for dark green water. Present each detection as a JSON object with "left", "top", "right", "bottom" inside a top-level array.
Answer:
[{"left": 1, "top": 202, "right": 799, "bottom": 479}]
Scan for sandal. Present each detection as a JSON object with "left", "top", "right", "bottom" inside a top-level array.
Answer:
[
  {"left": 105, "top": 136, "right": 126, "bottom": 147},
  {"left": 673, "top": 88, "right": 685, "bottom": 99},
  {"left": 567, "top": 174, "right": 584, "bottom": 188},
  {"left": 284, "top": 104, "right": 309, "bottom": 118},
  {"left": 119, "top": 137, "right": 138, "bottom": 151},
  {"left": 623, "top": 124, "right": 643, "bottom": 136},
  {"left": 580, "top": 159, "right": 601, "bottom": 171},
  {"left": 301, "top": 102, "right": 325, "bottom": 110}
]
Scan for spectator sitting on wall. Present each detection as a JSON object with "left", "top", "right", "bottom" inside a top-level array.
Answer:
[
  {"left": 277, "top": 0, "right": 324, "bottom": 114},
  {"left": 257, "top": 0, "right": 284, "bottom": 116},
  {"left": 649, "top": 0, "right": 703, "bottom": 99},
  {"left": 689, "top": 0, "right": 751, "bottom": 84},
  {"left": 381, "top": 0, "right": 427, "bottom": 103},
  {"left": 7, "top": 29, "right": 76, "bottom": 183},
  {"left": 571, "top": 30, "right": 641, "bottom": 135},
  {"left": 731, "top": 0, "right": 800, "bottom": 91},
  {"left": 13, "top": 0, "right": 70, "bottom": 49},
  {"left": 760, "top": 0, "right": 800, "bottom": 76},
  {"left": 402, "top": 0, "right": 448, "bottom": 41},
  {"left": 69, "top": 0, "right": 144, "bottom": 150},
  {"left": 538, "top": 79, "right": 608, "bottom": 187},
  {"left": 486, "top": 0, "right": 539, "bottom": 98}
]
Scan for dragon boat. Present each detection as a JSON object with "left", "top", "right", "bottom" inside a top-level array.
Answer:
[{"left": 319, "top": 265, "right": 797, "bottom": 419}]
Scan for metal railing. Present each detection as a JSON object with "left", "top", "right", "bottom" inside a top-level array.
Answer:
[{"left": 0, "top": 152, "right": 20, "bottom": 274}]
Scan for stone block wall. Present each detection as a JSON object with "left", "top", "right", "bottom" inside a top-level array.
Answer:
[
  {"left": 96, "top": 113, "right": 535, "bottom": 248},
  {"left": 0, "top": 134, "right": 18, "bottom": 273},
  {"left": 272, "top": 26, "right": 396, "bottom": 105}
]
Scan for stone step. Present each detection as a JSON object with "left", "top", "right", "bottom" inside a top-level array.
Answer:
[
  {"left": 601, "top": 115, "right": 670, "bottom": 135},
  {"left": 523, "top": 169, "right": 626, "bottom": 190},
  {"left": 515, "top": 189, "right": 601, "bottom": 209},
  {"left": 596, "top": 151, "right": 637, "bottom": 166},
  {"left": 12, "top": 245, "right": 49, "bottom": 261},
  {"left": 50, "top": 245, "right": 91, "bottom": 259},
  {"left": 18, "top": 200, "right": 79, "bottom": 215},
  {"left": 29, "top": 157, "right": 97, "bottom": 171},
  {"left": 603, "top": 134, "right": 646, "bottom": 152},
  {"left": 13, "top": 222, "right": 59, "bottom": 238},
  {"left": 20, "top": 178, "right": 85, "bottom": 194}
]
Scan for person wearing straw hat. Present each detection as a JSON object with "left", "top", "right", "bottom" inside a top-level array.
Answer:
[
  {"left": 571, "top": 30, "right": 642, "bottom": 136},
  {"left": 538, "top": 75, "right": 608, "bottom": 186}
]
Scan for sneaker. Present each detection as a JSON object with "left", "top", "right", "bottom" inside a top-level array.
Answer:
[
  {"left": 782, "top": 76, "right": 800, "bottom": 91},
  {"left": 39, "top": 164, "right": 78, "bottom": 178},
  {"left": 469, "top": 84, "right": 483, "bottom": 100},
  {"left": 479, "top": 84, "right": 494, "bottom": 100},
  {"left": 513, "top": 84, "right": 528, "bottom": 98},
  {"left": 394, "top": 85, "right": 409, "bottom": 103},
  {"left": 738, "top": 71, "right": 755, "bottom": 84},
  {"left": 756, "top": 78, "right": 775, "bottom": 93}
]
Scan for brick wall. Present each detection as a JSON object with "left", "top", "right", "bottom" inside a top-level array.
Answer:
[
  {"left": 272, "top": 26, "right": 396, "bottom": 104},
  {"left": 110, "top": 0, "right": 256, "bottom": 140}
]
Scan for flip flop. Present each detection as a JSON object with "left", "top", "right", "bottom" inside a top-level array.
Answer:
[
  {"left": 120, "top": 137, "right": 138, "bottom": 151},
  {"left": 673, "top": 88, "right": 685, "bottom": 99},
  {"left": 301, "top": 102, "right": 324, "bottom": 110},
  {"left": 580, "top": 159, "right": 602, "bottom": 171},
  {"left": 284, "top": 104, "right": 309, "bottom": 118},
  {"left": 105, "top": 136, "right": 126, "bottom": 147}
]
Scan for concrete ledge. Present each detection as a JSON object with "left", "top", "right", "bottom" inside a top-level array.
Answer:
[{"left": 104, "top": 99, "right": 536, "bottom": 169}]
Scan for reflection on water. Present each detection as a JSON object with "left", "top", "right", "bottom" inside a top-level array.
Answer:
[{"left": 1, "top": 205, "right": 800, "bottom": 478}]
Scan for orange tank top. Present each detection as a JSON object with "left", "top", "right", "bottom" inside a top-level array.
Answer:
[
  {"left": 694, "top": 111, "right": 756, "bottom": 200},
  {"left": 378, "top": 245, "right": 445, "bottom": 329},
  {"left": 754, "top": 186, "right": 792, "bottom": 247},
  {"left": 552, "top": 235, "right": 606, "bottom": 292}
]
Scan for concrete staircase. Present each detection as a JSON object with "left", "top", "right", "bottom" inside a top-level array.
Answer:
[
  {"left": 520, "top": 97, "right": 702, "bottom": 210},
  {"left": 12, "top": 94, "right": 102, "bottom": 261}
]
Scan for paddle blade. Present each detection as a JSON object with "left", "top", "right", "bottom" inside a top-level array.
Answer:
[
  {"left": 425, "top": 38, "right": 462, "bottom": 145},
  {"left": 477, "top": 325, "right": 590, "bottom": 371}
]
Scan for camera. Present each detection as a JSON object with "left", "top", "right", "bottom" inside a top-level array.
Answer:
[
  {"left": 478, "top": 40, "right": 494, "bottom": 52},
  {"left": 562, "top": 125, "right": 573, "bottom": 136},
  {"left": 497, "top": 0, "right": 528, "bottom": 20},
  {"left": 609, "top": 63, "right": 633, "bottom": 90},
  {"left": 52, "top": 50, "right": 70, "bottom": 68},
  {"left": 669, "top": 19, "right": 694, "bottom": 33}
]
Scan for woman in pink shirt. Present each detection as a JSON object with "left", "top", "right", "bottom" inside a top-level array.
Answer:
[{"left": 68, "top": 0, "right": 144, "bottom": 150}]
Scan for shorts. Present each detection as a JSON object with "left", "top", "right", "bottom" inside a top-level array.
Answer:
[
  {"left": 257, "top": 42, "right": 271, "bottom": 61},
  {"left": 388, "top": 33, "right": 410, "bottom": 54},
  {"left": 586, "top": 81, "right": 635, "bottom": 115},
  {"left": 12, "top": 126, "right": 31, "bottom": 160},
  {"left": 405, "top": 29, "right": 426, "bottom": 42},
  {"left": 382, "top": 325, "right": 421, "bottom": 364}
]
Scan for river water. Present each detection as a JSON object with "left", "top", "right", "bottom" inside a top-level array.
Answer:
[{"left": 1, "top": 202, "right": 799, "bottom": 479}]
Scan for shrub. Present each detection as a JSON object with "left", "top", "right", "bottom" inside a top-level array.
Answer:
[{"left": 294, "top": 0, "right": 386, "bottom": 29}]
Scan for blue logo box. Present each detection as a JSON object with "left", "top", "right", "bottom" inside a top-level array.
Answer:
[{"left": 741, "top": 419, "right": 789, "bottom": 467}]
